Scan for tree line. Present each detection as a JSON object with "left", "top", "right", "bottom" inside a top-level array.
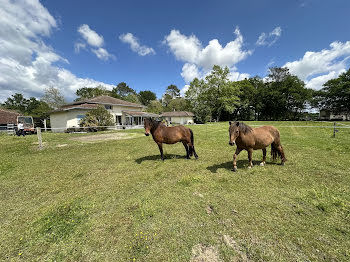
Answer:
[{"left": 1, "top": 66, "right": 349, "bottom": 124}]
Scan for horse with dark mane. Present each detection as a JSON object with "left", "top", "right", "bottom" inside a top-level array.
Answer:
[
  {"left": 228, "top": 121, "right": 286, "bottom": 171},
  {"left": 144, "top": 118, "right": 198, "bottom": 160}
]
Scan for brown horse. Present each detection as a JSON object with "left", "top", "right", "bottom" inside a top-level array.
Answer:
[
  {"left": 228, "top": 121, "right": 286, "bottom": 171},
  {"left": 144, "top": 118, "right": 198, "bottom": 160}
]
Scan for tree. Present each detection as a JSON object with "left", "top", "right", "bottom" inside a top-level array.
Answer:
[
  {"left": 75, "top": 86, "right": 110, "bottom": 100},
  {"left": 42, "top": 87, "right": 66, "bottom": 109},
  {"left": 2, "top": 93, "right": 28, "bottom": 113},
  {"left": 167, "top": 98, "right": 190, "bottom": 112},
  {"left": 166, "top": 84, "right": 180, "bottom": 98},
  {"left": 186, "top": 65, "right": 240, "bottom": 121},
  {"left": 80, "top": 106, "right": 113, "bottom": 131},
  {"left": 318, "top": 68, "right": 350, "bottom": 117},
  {"left": 139, "top": 90, "right": 156, "bottom": 106},
  {"left": 111, "top": 82, "right": 137, "bottom": 99},
  {"left": 162, "top": 93, "right": 173, "bottom": 107},
  {"left": 146, "top": 100, "right": 163, "bottom": 114}
]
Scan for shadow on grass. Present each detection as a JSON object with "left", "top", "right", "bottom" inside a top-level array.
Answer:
[
  {"left": 135, "top": 154, "right": 188, "bottom": 164},
  {"left": 207, "top": 160, "right": 279, "bottom": 173}
]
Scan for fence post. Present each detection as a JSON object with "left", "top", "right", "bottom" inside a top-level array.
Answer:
[
  {"left": 333, "top": 122, "right": 338, "bottom": 138},
  {"left": 36, "top": 127, "right": 43, "bottom": 150}
]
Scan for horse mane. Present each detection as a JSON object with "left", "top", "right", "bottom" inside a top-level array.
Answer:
[
  {"left": 236, "top": 121, "right": 253, "bottom": 134},
  {"left": 148, "top": 118, "right": 163, "bottom": 129}
]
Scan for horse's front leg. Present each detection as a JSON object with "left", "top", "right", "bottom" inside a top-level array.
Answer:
[
  {"left": 248, "top": 148, "right": 253, "bottom": 169},
  {"left": 157, "top": 143, "right": 164, "bottom": 161},
  {"left": 233, "top": 147, "right": 243, "bottom": 172},
  {"left": 260, "top": 148, "right": 266, "bottom": 166}
]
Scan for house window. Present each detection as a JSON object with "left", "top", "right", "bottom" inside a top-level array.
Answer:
[
  {"left": 116, "top": 116, "right": 122, "bottom": 125},
  {"left": 76, "top": 114, "right": 86, "bottom": 123},
  {"left": 104, "top": 105, "right": 112, "bottom": 110}
]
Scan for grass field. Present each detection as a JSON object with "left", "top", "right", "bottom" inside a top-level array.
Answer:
[{"left": 0, "top": 121, "right": 349, "bottom": 261}]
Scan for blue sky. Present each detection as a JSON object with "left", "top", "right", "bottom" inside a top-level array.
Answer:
[{"left": 1, "top": 0, "right": 350, "bottom": 102}]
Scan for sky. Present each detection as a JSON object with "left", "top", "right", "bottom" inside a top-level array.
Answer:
[{"left": 1, "top": 0, "right": 350, "bottom": 102}]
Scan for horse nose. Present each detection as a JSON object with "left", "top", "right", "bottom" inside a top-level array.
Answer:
[
  {"left": 145, "top": 133, "right": 149, "bottom": 136},
  {"left": 229, "top": 142, "right": 235, "bottom": 146}
]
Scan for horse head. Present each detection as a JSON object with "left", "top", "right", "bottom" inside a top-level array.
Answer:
[
  {"left": 144, "top": 118, "right": 152, "bottom": 136},
  {"left": 228, "top": 121, "right": 240, "bottom": 146}
]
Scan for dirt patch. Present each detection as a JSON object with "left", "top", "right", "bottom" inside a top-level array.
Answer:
[
  {"left": 191, "top": 244, "right": 221, "bottom": 262},
  {"left": 56, "top": 144, "right": 68, "bottom": 148},
  {"left": 70, "top": 132, "right": 141, "bottom": 142},
  {"left": 222, "top": 235, "right": 250, "bottom": 262}
]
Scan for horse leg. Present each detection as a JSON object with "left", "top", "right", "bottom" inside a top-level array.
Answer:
[
  {"left": 248, "top": 148, "right": 253, "bottom": 169},
  {"left": 260, "top": 148, "right": 266, "bottom": 166},
  {"left": 182, "top": 141, "right": 190, "bottom": 159},
  {"left": 278, "top": 145, "right": 286, "bottom": 165},
  {"left": 233, "top": 147, "right": 243, "bottom": 172},
  {"left": 192, "top": 146, "right": 198, "bottom": 159},
  {"left": 157, "top": 143, "right": 164, "bottom": 161}
]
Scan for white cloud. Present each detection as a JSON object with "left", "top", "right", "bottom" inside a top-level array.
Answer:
[
  {"left": 119, "top": 33, "right": 155, "bottom": 56},
  {"left": 74, "top": 42, "right": 86, "bottom": 53},
  {"left": 181, "top": 63, "right": 200, "bottom": 83},
  {"left": 91, "top": 47, "right": 115, "bottom": 61},
  {"left": 283, "top": 41, "right": 350, "bottom": 89},
  {"left": 164, "top": 27, "right": 251, "bottom": 84},
  {"left": 0, "top": 0, "right": 113, "bottom": 102},
  {"left": 256, "top": 26, "right": 282, "bottom": 46},
  {"left": 76, "top": 24, "right": 114, "bottom": 60},
  {"left": 77, "top": 24, "right": 104, "bottom": 47}
]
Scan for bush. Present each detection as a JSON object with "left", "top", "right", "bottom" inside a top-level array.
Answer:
[{"left": 80, "top": 106, "right": 113, "bottom": 131}]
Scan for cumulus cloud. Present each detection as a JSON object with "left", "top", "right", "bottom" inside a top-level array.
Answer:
[
  {"left": 119, "top": 33, "right": 155, "bottom": 56},
  {"left": 76, "top": 24, "right": 115, "bottom": 60},
  {"left": 256, "top": 26, "right": 282, "bottom": 46},
  {"left": 77, "top": 24, "right": 104, "bottom": 47},
  {"left": 0, "top": 0, "right": 113, "bottom": 102},
  {"left": 283, "top": 41, "right": 350, "bottom": 89},
  {"left": 163, "top": 27, "right": 251, "bottom": 84}
]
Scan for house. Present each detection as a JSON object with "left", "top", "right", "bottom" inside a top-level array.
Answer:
[
  {"left": 49, "top": 96, "right": 159, "bottom": 132},
  {"left": 0, "top": 108, "right": 21, "bottom": 126},
  {"left": 161, "top": 111, "right": 194, "bottom": 125},
  {"left": 319, "top": 109, "right": 350, "bottom": 121}
]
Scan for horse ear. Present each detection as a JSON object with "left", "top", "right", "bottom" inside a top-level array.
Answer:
[
  {"left": 236, "top": 121, "right": 240, "bottom": 126},
  {"left": 229, "top": 121, "right": 232, "bottom": 125}
]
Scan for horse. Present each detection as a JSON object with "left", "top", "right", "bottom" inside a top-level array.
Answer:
[
  {"left": 143, "top": 118, "right": 198, "bottom": 161},
  {"left": 228, "top": 121, "right": 286, "bottom": 171}
]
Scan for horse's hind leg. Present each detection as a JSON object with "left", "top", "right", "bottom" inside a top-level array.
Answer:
[
  {"left": 260, "top": 148, "right": 266, "bottom": 166},
  {"left": 248, "top": 148, "right": 254, "bottom": 169},
  {"left": 192, "top": 146, "right": 198, "bottom": 159},
  {"left": 182, "top": 141, "right": 190, "bottom": 159}
]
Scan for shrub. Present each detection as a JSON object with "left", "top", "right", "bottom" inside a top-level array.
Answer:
[{"left": 80, "top": 106, "right": 113, "bottom": 131}]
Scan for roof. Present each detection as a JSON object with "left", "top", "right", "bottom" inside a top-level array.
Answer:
[
  {"left": 50, "top": 103, "right": 99, "bottom": 113},
  {"left": 123, "top": 110, "right": 160, "bottom": 117},
  {"left": 50, "top": 95, "right": 144, "bottom": 114},
  {"left": 0, "top": 108, "right": 21, "bottom": 124},
  {"left": 161, "top": 111, "right": 194, "bottom": 117},
  {"left": 64, "top": 96, "right": 144, "bottom": 108}
]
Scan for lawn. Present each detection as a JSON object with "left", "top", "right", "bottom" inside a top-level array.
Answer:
[{"left": 0, "top": 121, "right": 349, "bottom": 261}]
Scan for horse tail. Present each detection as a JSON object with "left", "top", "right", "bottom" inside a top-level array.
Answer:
[{"left": 189, "top": 129, "right": 194, "bottom": 156}]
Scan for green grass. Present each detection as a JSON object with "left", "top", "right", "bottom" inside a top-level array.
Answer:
[{"left": 0, "top": 122, "right": 349, "bottom": 261}]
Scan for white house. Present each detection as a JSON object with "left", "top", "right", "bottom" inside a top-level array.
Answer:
[
  {"left": 161, "top": 111, "right": 194, "bottom": 125},
  {"left": 319, "top": 109, "right": 350, "bottom": 121},
  {"left": 49, "top": 96, "right": 159, "bottom": 132}
]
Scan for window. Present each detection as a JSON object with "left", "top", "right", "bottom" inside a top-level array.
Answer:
[
  {"left": 76, "top": 114, "right": 86, "bottom": 121},
  {"left": 104, "top": 105, "right": 112, "bottom": 110}
]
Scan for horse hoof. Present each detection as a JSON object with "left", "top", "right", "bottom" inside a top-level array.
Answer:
[
  {"left": 248, "top": 166, "right": 252, "bottom": 169},
  {"left": 232, "top": 167, "right": 237, "bottom": 172},
  {"left": 260, "top": 162, "right": 265, "bottom": 167},
  {"left": 281, "top": 162, "right": 285, "bottom": 166}
]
